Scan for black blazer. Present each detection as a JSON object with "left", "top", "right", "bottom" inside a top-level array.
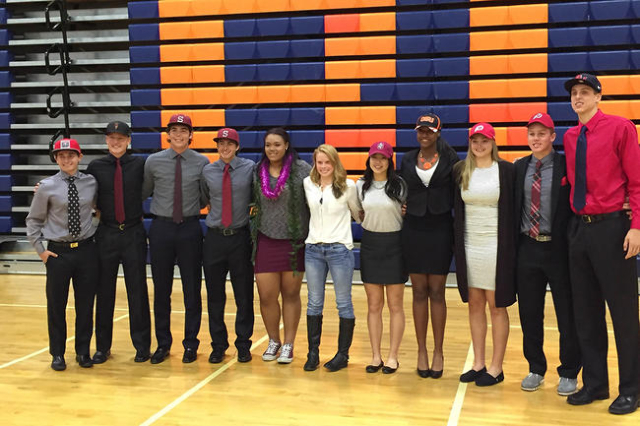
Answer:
[
  {"left": 400, "top": 136, "right": 460, "bottom": 217},
  {"left": 514, "top": 152, "right": 572, "bottom": 254}
]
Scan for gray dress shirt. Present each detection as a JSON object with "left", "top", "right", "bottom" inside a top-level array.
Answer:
[
  {"left": 201, "top": 156, "right": 255, "bottom": 228},
  {"left": 142, "top": 147, "right": 209, "bottom": 217},
  {"left": 521, "top": 151, "right": 554, "bottom": 235},
  {"left": 26, "top": 170, "right": 98, "bottom": 254}
]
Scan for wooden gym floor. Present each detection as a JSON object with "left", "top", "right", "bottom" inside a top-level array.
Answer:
[{"left": 0, "top": 274, "right": 638, "bottom": 426}]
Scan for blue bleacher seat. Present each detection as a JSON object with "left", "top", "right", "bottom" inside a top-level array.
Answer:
[
  {"left": 290, "top": 16, "right": 324, "bottom": 35},
  {"left": 130, "top": 68, "right": 160, "bottom": 85},
  {"left": 433, "top": 81, "right": 468, "bottom": 100},
  {"left": 131, "top": 111, "right": 161, "bottom": 128},
  {"left": 548, "top": 2, "right": 589, "bottom": 23},
  {"left": 224, "top": 19, "right": 256, "bottom": 38},
  {"left": 238, "top": 153, "right": 261, "bottom": 163},
  {"left": 442, "top": 129, "right": 469, "bottom": 147},
  {"left": 131, "top": 133, "right": 161, "bottom": 150},
  {"left": 432, "top": 9, "right": 469, "bottom": 29},
  {"left": 353, "top": 248, "right": 361, "bottom": 271},
  {"left": 396, "top": 82, "right": 432, "bottom": 101},
  {"left": 396, "top": 0, "right": 429, "bottom": 5},
  {"left": 225, "top": 109, "right": 258, "bottom": 127},
  {"left": 360, "top": 83, "right": 396, "bottom": 102},
  {"left": 0, "top": 154, "right": 12, "bottom": 170},
  {"left": 0, "top": 51, "right": 11, "bottom": 67},
  {"left": 289, "top": 130, "right": 324, "bottom": 148},
  {"left": 589, "top": 50, "right": 630, "bottom": 70},
  {"left": 0, "top": 9, "right": 7, "bottom": 25},
  {"left": 0, "top": 113, "right": 11, "bottom": 129},
  {"left": 590, "top": 25, "right": 631, "bottom": 45},
  {"left": 589, "top": 0, "right": 633, "bottom": 20},
  {"left": 433, "top": 57, "right": 469, "bottom": 76},
  {"left": 548, "top": 27, "right": 589, "bottom": 48},
  {"left": 0, "top": 134, "right": 9, "bottom": 150},
  {"left": 397, "top": 35, "right": 433, "bottom": 54},
  {"left": 130, "top": 89, "right": 161, "bottom": 106},
  {"left": 396, "top": 106, "right": 429, "bottom": 124},
  {"left": 396, "top": 129, "right": 416, "bottom": 148},
  {"left": 0, "top": 217, "right": 12, "bottom": 233},
  {"left": 291, "top": 108, "right": 325, "bottom": 126},
  {"left": 129, "top": 46, "right": 160, "bottom": 63},
  {"left": 548, "top": 52, "right": 589, "bottom": 72},
  {"left": 290, "top": 62, "right": 324, "bottom": 80},
  {"left": 128, "top": 24, "right": 159, "bottom": 42},
  {"left": 396, "top": 59, "right": 433, "bottom": 78},
  {"left": 0, "top": 92, "right": 9, "bottom": 108},
  {"left": 257, "top": 63, "right": 291, "bottom": 81},
  {"left": 0, "top": 175, "right": 12, "bottom": 191},
  {"left": 238, "top": 131, "right": 261, "bottom": 149},
  {"left": 258, "top": 108, "right": 291, "bottom": 126},
  {"left": 396, "top": 11, "right": 432, "bottom": 31},
  {"left": 395, "top": 152, "right": 404, "bottom": 167},
  {"left": 554, "top": 126, "right": 570, "bottom": 145},
  {"left": 0, "top": 195, "right": 12, "bottom": 212},
  {"left": 224, "top": 42, "right": 257, "bottom": 60},
  {"left": 128, "top": 1, "right": 159, "bottom": 19},
  {"left": 257, "top": 41, "right": 290, "bottom": 59},
  {"left": 434, "top": 105, "right": 468, "bottom": 123},
  {"left": 290, "top": 40, "right": 324, "bottom": 58},
  {"left": 632, "top": 24, "right": 640, "bottom": 43},
  {"left": 631, "top": 49, "right": 640, "bottom": 68},
  {"left": 633, "top": 0, "right": 640, "bottom": 17},
  {"left": 351, "top": 222, "right": 363, "bottom": 241},
  {"left": 547, "top": 77, "right": 568, "bottom": 97},
  {"left": 433, "top": 34, "right": 469, "bottom": 53},
  {"left": 142, "top": 198, "right": 151, "bottom": 214},
  {"left": 225, "top": 64, "right": 257, "bottom": 82},
  {"left": 298, "top": 153, "right": 313, "bottom": 164},
  {"left": 547, "top": 102, "right": 576, "bottom": 121},
  {"left": 257, "top": 17, "right": 291, "bottom": 36}
]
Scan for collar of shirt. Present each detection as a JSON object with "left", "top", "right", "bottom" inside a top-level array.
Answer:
[
  {"left": 107, "top": 152, "right": 132, "bottom": 164},
  {"left": 216, "top": 156, "right": 241, "bottom": 170},
  {"left": 581, "top": 109, "right": 605, "bottom": 132},
  {"left": 534, "top": 150, "right": 555, "bottom": 167},
  {"left": 59, "top": 170, "right": 80, "bottom": 179},
  {"left": 168, "top": 147, "right": 193, "bottom": 159}
]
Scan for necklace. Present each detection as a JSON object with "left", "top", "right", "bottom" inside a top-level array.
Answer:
[
  {"left": 260, "top": 155, "right": 292, "bottom": 199},
  {"left": 418, "top": 151, "right": 439, "bottom": 170}
]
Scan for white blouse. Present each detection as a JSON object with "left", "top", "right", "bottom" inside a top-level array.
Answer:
[
  {"left": 304, "top": 177, "right": 360, "bottom": 249},
  {"left": 415, "top": 159, "right": 439, "bottom": 187},
  {"left": 355, "top": 179, "right": 404, "bottom": 232}
]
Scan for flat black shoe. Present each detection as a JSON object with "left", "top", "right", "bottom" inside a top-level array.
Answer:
[
  {"left": 417, "top": 368, "right": 430, "bottom": 378},
  {"left": 76, "top": 354, "right": 93, "bottom": 368},
  {"left": 366, "top": 362, "right": 384, "bottom": 373},
  {"left": 51, "top": 355, "right": 66, "bottom": 371},
  {"left": 208, "top": 349, "right": 225, "bottom": 364},
  {"left": 182, "top": 348, "right": 197, "bottom": 363},
  {"left": 475, "top": 371, "right": 504, "bottom": 386},
  {"left": 460, "top": 367, "right": 486, "bottom": 383},
  {"left": 237, "top": 348, "right": 252, "bottom": 363},
  {"left": 150, "top": 347, "right": 170, "bottom": 364},
  {"left": 567, "top": 387, "right": 609, "bottom": 406},
  {"left": 430, "top": 369, "right": 443, "bottom": 379},
  {"left": 134, "top": 351, "right": 150, "bottom": 363},
  {"left": 92, "top": 350, "right": 110, "bottom": 364},
  {"left": 382, "top": 362, "right": 399, "bottom": 374},
  {"left": 609, "top": 394, "right": 639, "bottom": 415}
]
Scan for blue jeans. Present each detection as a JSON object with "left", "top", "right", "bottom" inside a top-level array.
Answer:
[{"left": 305, "top": 243, "right": 355, "bottom": 319}]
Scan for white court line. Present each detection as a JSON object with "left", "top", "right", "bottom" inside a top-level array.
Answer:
[
  {"left": 0, "top": 313, "right": 129, "bottom": 370},
  {"left": 140, "top": 329, "right": 276, "bottom": 426},
  {"left": 446, "top": 344, "right": 474, "bottom": 426}
]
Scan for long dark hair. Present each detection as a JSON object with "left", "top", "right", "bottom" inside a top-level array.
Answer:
[
  {"left": 361, "top": 156, "right": 406, "bottom": 204},
  {"left": 258, "top": 127, "right": 299, "bottom": 168}
]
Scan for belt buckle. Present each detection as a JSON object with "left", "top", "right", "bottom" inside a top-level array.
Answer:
[
  {"left": 118, "top": 223, "right": 125, "bottom": 231},
  {"left": 70, "top": 242, "right": 79, "bottom": 248},
  {"left": 222, "top": 228, "right": 234, "bottom": 236},
  {"left": 582, "top": 215, "right": 593, "bottom": 224}
]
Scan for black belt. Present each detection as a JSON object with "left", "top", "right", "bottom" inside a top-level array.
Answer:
[
  {"left": 101, "top": 220, "right": 143, "bottom": 231},
  {"left": 523, "top": 233, "right": 552, "bottom": 242},
  {"left": 208, "top": 226, "right": 247, "bottom": 236},
  {"left": 48, "top": 237, "right": 94, "bottom": 251},
  {"left": 578, "top": 210, "right": 628, "bottom": 224},
  {"left": 154, "top": 215, "right": 199, "bottom": 223}
]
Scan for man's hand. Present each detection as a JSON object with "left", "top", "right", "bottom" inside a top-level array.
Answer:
[
  {"left": 358, "top": 210, "right": 365, "bottom": 222},
  {"left": 33, "top": 181, "right": 41, "bottom": 193},
  {"left": 39, "top": 250, "right": 58, "bottom": 264},
  {"left": 623, "top": 228, "right": 640, "bottom": 259},
  {"left": 401, "top": 203, "right": 407, "bottom": 217}
]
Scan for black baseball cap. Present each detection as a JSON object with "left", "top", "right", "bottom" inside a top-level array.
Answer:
[
  {"left": 564, "top": 73, "right": 602, "bottom": 94},
  {"left": 105, "top": 121, "right": 131, "bottom": 136}
]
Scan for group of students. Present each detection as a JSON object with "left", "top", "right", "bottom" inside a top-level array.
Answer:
[{"left": 26, "top": 73, "right": 640, "bottom": 415}]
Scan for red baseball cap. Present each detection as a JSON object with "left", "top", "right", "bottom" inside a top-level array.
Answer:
[
  {"left": 214, "top": 128, "right": 239, "bottom": 144},
  {"left": 527, "top": 112, "right": 555, "bottom": 130},
  {"left": 167, "top": 113, "right": 193, "bottom": 130},
  {"left": 368, "top": 141, "right": 393, "bottom": 159},
  {"left": 469, "top": 122, "right": 496, "bottom": 140},
  {"left": 52, "top": 138, "right": 81, "bottom": 155}
]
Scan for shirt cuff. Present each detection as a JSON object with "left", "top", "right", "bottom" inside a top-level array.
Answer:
[{"left": 34, "top": 241, "right": 45, "bottom": 255}]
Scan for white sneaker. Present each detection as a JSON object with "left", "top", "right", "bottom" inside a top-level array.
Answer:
[
  {"left": 557, "top": 377, "right": 578, "bottom": 396},
  {"left": 521, "top": 372, "right": 544, "bottom": 391},
  {"left": 277, "top": 343, "right": 294, "bottom": 364},
  {"left": 262, "top": 339, "right": 281, "bottom": 361}
]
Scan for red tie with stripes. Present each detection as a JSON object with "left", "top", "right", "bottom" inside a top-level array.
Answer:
[
  {"left": 529, "top": 160, "right": 542, "bottom": 238},
  {"left": 221, "top": 163, "right": 232, "bottom": 228}
]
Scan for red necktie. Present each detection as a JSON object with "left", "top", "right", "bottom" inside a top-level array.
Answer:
[
  {"left": 221, "top": 163, "right": 232, "bottom": 228},
  {"left": 529, "top": 160, "right": 542, "bottom": 238},
  {"left": 173, "top": 154, "right": 183, "bottom": 223},
  {"left": 114, "top": 158, "right": 125, "bottom": 224}
]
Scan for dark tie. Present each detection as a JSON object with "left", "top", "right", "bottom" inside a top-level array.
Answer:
[
  {"left": 573, "top": 126, "right": 588, "bottom": 212},
  {"left": 114, "top": 158, "right": 125, "bottom": 224},
  {"left": 222, "top": 163, "right": 232, "bottom": 228},
  {"left": 68, "top": 176, "right": 81, "bottom": 238},
  {"left": 529, "top": 160, "right": 542, "bottom": 238},
  {"left": 173, "top": 154, "right": 183, "bottom": 223}
]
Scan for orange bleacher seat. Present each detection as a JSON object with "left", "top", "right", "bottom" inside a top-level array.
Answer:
[
  {"left": 325, "top": 37, "right": 360, "bottom": 56},
  {"left": 325, "top": 0, "right": 359, "bottom": 9},
  {"left": 360, "top": 12, "right": 395, "bottom": 32},
  {"left": 508, "top": 53, "right": 547, "bottom": 74},
  {"left": 470, "top": 31, "right": 509, "bottom": 51},
  {"left": 508, "top": 103, "right": 547, "bottom": 121},
  {"left": 194, "top": 43, "right": 225, "bottom": 61},
  {"left": 508, "top": 29, "right": 547, "bottom": 49},
  {"left": 204, "top": 153, "right": 221, "bottom": 163},
  {"left": 159, "top": 22, "right": 191, "bottom": 40},
  {"left": 360, "top": 129, "right": 396, "bottom": 146},
  {"left": 290, "top": 0, "right": 323, "bottom": 11},
  {"left": 361, "top": 0, "right": 395, "bottom": 6},
  {"left": 158, "top": 1, "right": 192, "bottom": 18},
  {"left": 160, "top": 66, "right": 193, "bottom": 84},
  {"left": 631, "top": 100, "right": 640, "bottom": 120},
  {"left": 325, "top": 130, "right": 362, "bottom": 147},
  {"left": 360, "top": 59, "right": 395, "bottom": 78},
  {"left": 194, "top": 87, "right": 225, "bottom": 105},
  {"left": 220, "top": 0, "right": 256, "bottom": 14},
  {"left": 325, "top": 14, "right": 360, "bottom": 33},
  {"left": 258, "top": 85, "right": 292, "bottom": 104},
  {"left": 599, "top": 76, "right": 632, "bottom": 95},
  {"left": 360, "top": 36, "right": 395, "bottom": 55},
  {"left": 630, "top": 76, "right": 640, "bottom": 94},
  {"left": 161, "top": 88, "right": 194, "bottom": 106},
  {"left": 469, "top": 80, "right": 509, "bottom": 99},
  {"left": 191, "top": 21, "right": 225, "bottom": 39},
  {"left": 601, "top": 101, "right": 632, "bottom": 119},
  {"left": 192, "top": 65, "right": 225, "bottom": 83},
  {"left": 340, "top": 152, "right": 374, "bottom": 170},
  {"left": 471, "top": 29, "right": 547, "bottom": 51},
  {"left": 192, "top": 132, "right": 217, "bottom": 149},
  {"left": 195, "top": 0, "right": 225, "bottom": 15},
  {"left": 326, "top": 107, "right": 360, "bottom": 125},
  {"left": 291, "top": 85, "right": 326, "bottom": 103},
  {"left": 257, "top": 0, "right": 290, "bottom": 13},
  {"left": 507, "top": 78, "right": 546, "bottom": 98},
  {"left": 325, "top": 61, "right": 360, "bottom": 79},
  {"left": 161, "top": 110, "right": 226, "bottom": 128},
  {"left": 470, "top": 6, "right": 509, "bottom": 27},
  {"left": 160, "top": 44, "right": 191, "bottom": 62},
  {"left": 223, "top": 86, "right": 258, "bottom": 104},
  {"left": 325, "top": 84, "right": 360, "bottom": 102},
  {"left": 470, "top": 55, "right": 509, "bottom": 75},
  {"left": 509, "top": 4, "right": 548, "bottom": 25},
  {"left": 507, "top": 127, "right": 528, "bottom": 146},
  {"left": 361, "top": 106, "right": 395, "bottom": 124},
  {"left": 636, "top": 125, "right": 640, "bottom": 144},
  {"left": 493, "top": 127, "right": 508, "bottom": 146},
  {"left": 500, "top": 150, "right": 530, "bottom": 163},
  {"left": 469, "top": 103, "right": 509, "bottom": 122},
  {"left": 347, "top": 174, "right": 362, "bottom": 182}
]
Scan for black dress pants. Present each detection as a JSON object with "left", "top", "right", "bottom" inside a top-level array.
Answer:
[
  {"left": 516, "top": 236, "right": 581, "bottom": 378},
  {"left": 568, "top": 215, "right": 639, "bottom": 395},
  {"left": 149, "top": 218, "right": 203, "bottom": 350},
  {"left": 95, "top": 223, "right": 151, "bottom": 355},
  {"left": 45, "top": 240, "right": 99, "bottom": 356},
  {"left": 203, "top": 227, "right": 254, "bottom": 352}
]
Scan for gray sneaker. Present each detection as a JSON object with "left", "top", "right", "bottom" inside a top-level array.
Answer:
[
  {"left": 277, "top": 343, "right": 294, "bottom": 364},
  {"left": 262, "top": 339, "right": 281, "bottom": 361},
  {"left": 521, "top": 372, "right": 544, "bottom": 391},
  {"left": 557, "top": 377, "right": 578, "bottom": 396}
]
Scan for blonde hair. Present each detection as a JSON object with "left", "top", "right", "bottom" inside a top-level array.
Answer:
[
  {"left": 310, "top": 144, "right": 348, "bottom": 198},
  {"left": 454, "top": 136, "right": 501, "bottom": 191}
]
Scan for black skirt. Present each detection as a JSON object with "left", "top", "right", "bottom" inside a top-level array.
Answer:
[
  {"left": 360, "top": 229, "right": 408, "bottom": 284},
  {"left": 401, "top": 212, "right": 453, "bottom": 275}
]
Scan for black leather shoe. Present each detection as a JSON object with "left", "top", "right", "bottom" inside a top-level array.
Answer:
[
  {"left": 51, "top": 355, "right": 66, "bottom": 371},
  {"left": 366, "top": 362, "right": 384, "bottom": 373},
  {"left": 475, "top": 371, "right": 504, "bottom": 387},
  {"left": 608, "top": 394, "right": 639, "bottom": 415},
  {"left": 208, "top": 349, "right": 225, "bottom": 364},
  {"left": 237, "top": 348, "right": 252, "bottom": 363},
  {"left": 417, "top": 368, "right": 430, "bottom": 378},
  {"left": 382, "top": 362, "right": 399, "bottom": 375},
  {"left": 76, "top": 354, "right": 93, "bottom": 368},
  {"left": 134, "top": 351, "right": 150, "bottom": 363},
  {"left": 567, "top": 387, "right": 609, "bottom": 405},
  {"left": 150, "top": 347, "right": 170, "bottom": 364},
  {"left": 460, "top": 367, "right": 486, "bottom": 383},
  {"left": 92, "top": 350, "right": 110, "bottom": 364},
  {"left": 430, "top": 369, "right": 443, "bottom": 379},
  {"left": 182, "top": 348, "right": 197, "bottom": 363}
]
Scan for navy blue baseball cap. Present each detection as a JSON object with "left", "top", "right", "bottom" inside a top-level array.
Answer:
[{"left": 564, "top": 73, "right": 602, "bottom": 94}]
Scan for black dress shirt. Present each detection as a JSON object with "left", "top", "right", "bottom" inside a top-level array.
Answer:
[{"left": 86, "top": 153, "right": 145, "bottom": 225}]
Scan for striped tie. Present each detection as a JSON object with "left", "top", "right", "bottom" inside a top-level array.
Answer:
[{"left": 529, "top": 160, "right": 542, "bottom": 239}]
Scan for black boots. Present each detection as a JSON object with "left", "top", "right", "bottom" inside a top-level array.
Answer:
[
  {"left": 304, "top": 315, "right": 323, "bottom": 371},
  {"left": 324, "top": 317, "right": 355, "bottom": 372}
]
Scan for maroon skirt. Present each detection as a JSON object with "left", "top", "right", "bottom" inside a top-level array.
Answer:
[{"left": 254, "top": 232, "right": 305, "bottom": 273}]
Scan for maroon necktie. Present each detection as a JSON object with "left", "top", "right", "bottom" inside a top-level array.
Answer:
[
  {"left": 114, "top": 158, "right": 125, "bottom": 224},
  {"left": 529, "top": 160, "right": 542, "bottom": 238},
  {"left": 221, "top": 163, "right": 232, "bottom": 228},
  {"left": 173, "top": 154, "right": 183, "bottom": 223}
]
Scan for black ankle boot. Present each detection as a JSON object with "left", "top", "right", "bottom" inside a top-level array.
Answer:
[
  {"left": 324, "top": 317, "right": 355, "bottom": 372},
  {"left": 304, "top": 315, "right": 323, "bottom": 371}
]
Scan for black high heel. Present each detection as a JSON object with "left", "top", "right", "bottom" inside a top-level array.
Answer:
[
  {"left": 365, "top": 361, "right": 384, "bottom": 373},
  {"left": 382, "top": 362, "right": 399, "bottom": 374},
  {"left": 417, "top": 368, "right": 430, "bottom": 378}
]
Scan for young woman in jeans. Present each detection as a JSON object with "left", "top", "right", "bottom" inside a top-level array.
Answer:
[{"left": 302, "top": 144, "right": 360, "bottom": 372}]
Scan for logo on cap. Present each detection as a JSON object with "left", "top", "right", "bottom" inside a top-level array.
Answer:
[
  {"left": 532, "top": 113, "right": 543, "bottom": 119},
  {"left": 61, "top": 140, "right": 70, "bottom": 149},
  {"left": 222, "top": 130, "right": 229, "bottom": 137},
  {"left": 474, "top": 125, "right": 484, "bottom": 131},
  {"left": 377, "top": 142, "right": 384, "bottom": 150},
  {"left": 176, "top": 115, "right": 185, "bottom": 123}
]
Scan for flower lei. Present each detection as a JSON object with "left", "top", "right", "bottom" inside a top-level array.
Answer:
[{"left": 259, "top": 154, "right": 292, "bottom": 199}]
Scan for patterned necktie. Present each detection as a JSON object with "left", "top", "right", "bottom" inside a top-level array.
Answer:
[
  {"left": 573, "top": 126, "right": 588, "bottom": 212},
  {"left": 221, "top": 163, "right": 233, "bottom": 228},
  {"left": 173, "top": 154, "right": 183, "bottom": 223},
  {"left": 114, "top": 158, "right": 125, "bottom": 224},
  {"left": 68, "top": 176, "right": 81, "bottom": 238},
  {"left": 529, "top": 160, "right": 542, "bottom": 238}
]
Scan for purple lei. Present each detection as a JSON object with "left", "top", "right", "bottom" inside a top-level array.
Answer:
[{"left": 260, "top": 154, "right": 293, "bottom": 199}]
